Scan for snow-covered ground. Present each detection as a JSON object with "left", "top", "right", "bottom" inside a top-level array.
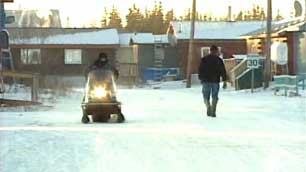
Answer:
[{"left": 0, "top": 81, "right": 305, "bottom": 172}]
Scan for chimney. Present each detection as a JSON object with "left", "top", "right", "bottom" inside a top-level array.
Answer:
[{"left": 227, "top": 6, "right": 232, "bottom": 21}]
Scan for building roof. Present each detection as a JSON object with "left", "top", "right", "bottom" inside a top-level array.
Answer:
[
  {"left": 242, "top": 18, "right": 306, "bottom": 38},
  {"left": 170, "top": 21, "right": 269, "bottom": 40},
  {"left": 132, "top": 33, "right": 155, "bottom": 44},
  {"left": 154, "top": 34, "right": 169, "bottom": 44},
  {"left": 8, "top": 28, "right": 119, "bottom": 45},
  {"left": 119, "top": 33, "right": 169, "bottom": 45},
  {"left": 119, "top": 33, "right": 133, "bottom": 46}
]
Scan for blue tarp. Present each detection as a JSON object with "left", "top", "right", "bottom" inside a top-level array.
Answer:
[{"left": 142, "top": 68, "right": 180, "bottom": 81}]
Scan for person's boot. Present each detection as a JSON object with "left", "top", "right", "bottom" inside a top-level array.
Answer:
[
  {"left": 204, "top": 99, "right": 211, "bottom": 116},
  {"left": 211, "top": 99, "right": 218, "bottom": 117}
]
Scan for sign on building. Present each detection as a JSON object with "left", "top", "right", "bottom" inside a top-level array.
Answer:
[{"left": 271, "top": 42, "right": 288, "bottom": 65}]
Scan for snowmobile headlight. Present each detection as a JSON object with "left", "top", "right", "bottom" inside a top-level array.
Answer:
[{"left": 92, "top": 86, "right": 107, "bottom": 98}]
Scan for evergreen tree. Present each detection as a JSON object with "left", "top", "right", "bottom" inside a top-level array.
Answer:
[
  {"left": 178, "top": 15, "right": 184, "bottom": 21},
  {"left": 244, "top": 5, "right": 266, "bottom": 21},
  {"left": 150, "top": 1, "right": 164, "bottom": 34},
  {"left": 164, "top": 9, "right": 175, "bottom": 32},
  {"left": 203, "top": 14, "right": 208, "bottom": 21},
  {"left": 244, "top": 10, "right": 252, "bottom": 20},
  {"left": 165, "top": 9, "right": 175, "bottom": 24},
  {"left": 259, "top": 7, "right": 266, "bottom": 20},
  {"left": 125, "top": 4, "right": 145, "bottom": 32},
  {"left": 108, "top": 5, "right": 123, "bottom": 30},
  {"left": 208, "top": 14, "right": 213, "bottom": 21},
  {"left": 234, "top": 5, "right": 266, "bottom": 21},
  {"left": 143, "top": 7, "right": 152, "bottom": 32},
  {"left": 195, "top": 12, "right": 201, "bottom": 21},
  {"left": 183, "top": 8, "right": 191, "bottom": 21},
  {"left": 236, "top": 11, "right": 244, "bottom": 21},
  {"left": 252, "top": 5, "right": 260, "bottom": 20},
  {"left": 275, "top": 9, "right": 284, "bottom": 21},
  {"left": 101, "top": 7, "right": 108, "bottom": 28}
]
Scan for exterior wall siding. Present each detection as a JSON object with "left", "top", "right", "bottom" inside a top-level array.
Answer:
[
  {"left": 137, "top": 45, "right": 155, "bottom": 79},
  {"left": 286, "top": 33, "right": 296, "bottom": 75},
  {"left": 296, "top": 31, "right": 306, "bottom": 74},
  {"left": 179, "top": 40, "right": 247, "bottom": 78},
  {"left": 163, "top": 46, "right": 180, "bottom": 68},
  {"left": 11, "top": 47, "right": 116, "bottom": 76},
  {"left": 116, "top": 47, "right": 138, "bottom": 85}
]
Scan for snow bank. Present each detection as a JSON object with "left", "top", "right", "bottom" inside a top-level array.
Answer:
[{"left": 0, "top": 81, "right": 305, "bottom": 172}]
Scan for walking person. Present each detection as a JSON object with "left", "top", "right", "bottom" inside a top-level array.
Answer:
[{"left": 198, "top": 45, "right": 227, "bottom": 117}]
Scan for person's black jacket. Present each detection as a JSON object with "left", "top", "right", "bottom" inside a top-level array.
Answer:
[
  {"left": 198, "top": 54, "right": 227, "bottom": 83},
  {"left": 85, "top": 61, "right": 119, "bottom": 80}
]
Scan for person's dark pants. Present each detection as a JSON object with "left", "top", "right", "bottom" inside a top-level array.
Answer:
[{"left": 202, "top": 82, "right": 220, "bottom": 117}]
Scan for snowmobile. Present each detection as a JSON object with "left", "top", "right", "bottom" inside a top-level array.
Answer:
[{"left": 81, "top": 68, "right": 125, "bottom": 123}]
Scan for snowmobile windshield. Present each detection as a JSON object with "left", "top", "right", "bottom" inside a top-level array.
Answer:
[{"left": 86, "top": 68, "right": 117, "bottom": 94}]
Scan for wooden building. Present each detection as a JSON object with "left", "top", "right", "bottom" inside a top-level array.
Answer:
[
  {"left": 8, "top": 28, "right": 119, "bottom": 87},
  {"left": 118, "top": 32, "right": 179, "bottom": 82},
  {"left": 243, "top": 18, "right": 306, "bottom": 75},
  {"left": 169, "top": 21, "right": 269, "bottom": 78}
]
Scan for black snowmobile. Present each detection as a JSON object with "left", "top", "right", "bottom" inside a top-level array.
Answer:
[{"left": 81, "top": 68, "right": 125, "bottom": 123}]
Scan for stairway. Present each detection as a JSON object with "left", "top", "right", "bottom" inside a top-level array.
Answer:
[
  {"left": 230, "top": 56, "right": 264, "bottom": 90},
  {"left": 153, "top": 37, "right": 164, "bottom": 81}
]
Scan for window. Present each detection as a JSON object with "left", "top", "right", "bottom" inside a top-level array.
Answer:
[
  {"left": 201, "top": 47, "right": 210, "bottom": 58},
  {"left": 201, "top": 46, "right": 223, "bottom": 58},
  {"left": 64, "top": 49, "right": 82, "bottom": 64},
  {"left": 20, "top": 49, "right": 41, "bottom": 64}
]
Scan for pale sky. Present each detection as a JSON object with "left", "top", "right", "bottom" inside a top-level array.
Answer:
[{"left": 4, "top": 0, "right": 300, "bottom": 27}]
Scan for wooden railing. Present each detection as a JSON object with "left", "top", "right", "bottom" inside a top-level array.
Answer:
[
  {"left": 229, "top": 59, "right": 248, "bottom": 89},
  {"left": 273, "top": 75, "right": 299, "bottom": 96},
  {"left": 1, "top": 71, "right": 39, "bottom": 102},
  {"left": 223, "top": 58, "right": 237, "bottom": 83}
]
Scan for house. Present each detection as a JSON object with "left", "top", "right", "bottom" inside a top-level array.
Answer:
[
  {"left": 7, "top": 27, "right": 177, "bottom": 87},
  {"left": 169, "top": 21, "right": 270, "bottom": 78},
  {"left": 8, "top": 28, "right": 119, "bottom": 88},
  {"left": 242, "top": 18, "right": 306, "bottom": 75},
  {"left": 118, "top": 32, "right": 180, "bottom": 82}
]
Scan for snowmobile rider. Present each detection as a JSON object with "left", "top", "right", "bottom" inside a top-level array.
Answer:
[
  {"left": 198, "top": 45, "right": 227, "bottom": 117},
  {"left": 86, "top": 52, "right": 119, "bottom": 80}
]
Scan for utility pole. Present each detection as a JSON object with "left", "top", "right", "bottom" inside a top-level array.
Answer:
[
  {"left": 264, "top": 0, "right": 272, "bottom": 88},
  {"left": 0, "top": 2, "right": 5, "bottom": 94},
  {"left": 305, "top": 0, "right": 306, "bottom": 19},
  {"left": 0, "top": 2, "right": 5, "bottom": 29},
  {"left": 186, "top": 0, "right": 196, "bottom": 88}
]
